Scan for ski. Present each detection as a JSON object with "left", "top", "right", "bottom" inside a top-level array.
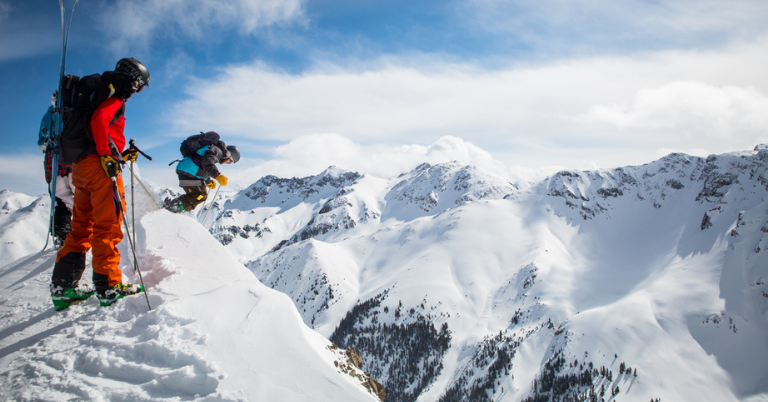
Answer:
[{"left": 44, "top": 0, "right": 80, "bottom": 251}]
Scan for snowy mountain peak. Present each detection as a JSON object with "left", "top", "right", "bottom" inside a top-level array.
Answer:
[
  {"left": 226, "top": 166, "right": 362, "bottom": 211},
  {"left": 383, "top": 161, "right": 518, "bottom": 221},
  {"left": 318, "top": 164, "right": 352, "bottom": 178}
]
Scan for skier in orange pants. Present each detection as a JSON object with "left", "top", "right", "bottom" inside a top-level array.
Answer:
[
  {"left": 53, "top": 157, "right": 126, "bottom": 288},
  {"left": 50, "top": 58, "right": 150, "bottom": 310}
]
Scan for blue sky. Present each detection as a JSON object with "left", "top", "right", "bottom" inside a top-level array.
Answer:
[{"left": 2, "top": 0, "right": 768, "bottom": 196}]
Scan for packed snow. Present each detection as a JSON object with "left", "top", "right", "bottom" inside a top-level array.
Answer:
[{"left": 0, "top": 187, "right": 380, "bottom": 401}]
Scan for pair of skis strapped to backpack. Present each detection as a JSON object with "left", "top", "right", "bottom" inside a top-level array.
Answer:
[{"left": 44, "top": 0, "right": 80, "bottom": 251}]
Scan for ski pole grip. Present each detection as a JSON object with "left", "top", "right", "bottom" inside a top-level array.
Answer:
[{"left": 128, "top": 138, "right": 153, "bottom": 161}]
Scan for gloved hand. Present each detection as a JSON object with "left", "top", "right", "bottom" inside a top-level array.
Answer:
[
  {"left": 122, "top": 148, "right": 139, "bottom": 163},
  {"left": 215, "top": 174, "right": 228, "bottom": 186},
  {"left": 100, "top": 155, "right": 121, "bottom": 178},
  {"left": 206, "top": 180, "right": 216, "bottom": 189}
]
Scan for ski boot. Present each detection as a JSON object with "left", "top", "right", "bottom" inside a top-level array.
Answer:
[
  {"left": 51, "top": 283, "right": 95, "bottom": 311},
  {"left": 163, "top": 197, "right": 185, "bottom": 213},
  {"left": 97, "top": 283, "right": 145, "bottom": 307}
]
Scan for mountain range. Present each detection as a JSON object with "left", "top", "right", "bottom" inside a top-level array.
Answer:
[{"left": 1, "top": 145, "right": 767, "bottom": 401}]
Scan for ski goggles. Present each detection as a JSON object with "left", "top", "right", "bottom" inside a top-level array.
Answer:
[{"left": 132, "top": 81, "right": 147, "bottom": 93}]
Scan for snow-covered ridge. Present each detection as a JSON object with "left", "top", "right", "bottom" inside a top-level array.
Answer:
[
  {"left": 227, "top": 165, "right": 362, "bottom": 211},
  {"left": 0, "top": 194, "right": 383, "bottom": 402},
  {"left": 211, "top": 161, "right": 515, "bottom": 257},
  {"left": 544, "top": 146, "right": 768, "bottom": 221}
]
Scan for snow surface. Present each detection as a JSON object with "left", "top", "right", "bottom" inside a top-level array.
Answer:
[
  {"left": 1, "top": 147, "right": 768, "bottom": 402},
  {"left": 0, "top": 198, "right": 379, "bottom": 401}
]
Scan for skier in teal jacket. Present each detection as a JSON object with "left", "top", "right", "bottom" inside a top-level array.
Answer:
[{"left": 164, "top": 133, "right": 240, "bottom": 212}]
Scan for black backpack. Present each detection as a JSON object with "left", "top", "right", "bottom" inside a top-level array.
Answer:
[
  {"left": 180, "top": 131, "right": 221, "bottom": 158},
  {"left": 58, "top": 71, "right": 131, "bottom": 163}
]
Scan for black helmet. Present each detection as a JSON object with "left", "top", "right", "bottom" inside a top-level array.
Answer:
[
  {"left": 226, "top": 145, "right": 240, "bottom": 163},
  {"left": 115, "top": 58, "right": 150, "bottom": 92}
]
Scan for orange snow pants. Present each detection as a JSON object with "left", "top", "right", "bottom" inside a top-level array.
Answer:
[{"left": 54, "top": 155, "right": 126, "bottom": 287}]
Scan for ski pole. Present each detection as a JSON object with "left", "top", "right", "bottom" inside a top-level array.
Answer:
[
  {"left": 128, "top": 138, "right": 152, "bottom": 161},
  {"left": 199, "top": 184, "right": 213, "bottom": 219},
  {"left": 130, "top": 160, "right": 136, "bottom": 250},
  {"left": 119, "top": 206, "right": 151, "bottom": 311},
  {"left": 111, "top": 176, "right": 151, "bottom": 311},
  {"left": 201, "top": 183, "right": 220, "bottom": 226},
  {"left": 131, "top": 173, "right": 162, "bottom": 210},
  {"left": 124, "top": 139, "right": 162, "bottom": 210},
  {"left": 126, "top": 138, "right": 160, "bottom": 210},
  {"left": 126, "top": 138, "right": 159, "bottom": 210}
]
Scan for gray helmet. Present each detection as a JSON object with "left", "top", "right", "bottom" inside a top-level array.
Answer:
[
  {"left": 115, "top": 57, "right": 150, "bottom": 92},
  {"left": 226, "top": 145, "right": 240, "bottom": 163}
]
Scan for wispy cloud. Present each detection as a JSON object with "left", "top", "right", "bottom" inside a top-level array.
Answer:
[
  {"left": 0, "top": 1, "right": 59, "bottom": 62},
  {"left": 98, "top": 0, "right": 306, "bottom": 53},
  {"left": 463, "top": 0, "right": 768, "bottom": 55},
  {"left": 0, "top": 1, "right": 11, "bottom": 22}
]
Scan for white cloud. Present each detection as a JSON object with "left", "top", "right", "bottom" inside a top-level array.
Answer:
[
  {"left": 581, "top": 81, "right": 768, "bottom": 135},
  {"left": 99, "top": 0, "right": 305, "bottom": 52},
  {"left": 170, "top": 35, "right": 768, "bottom": 171},
  {"left": 226, "top": 134, "right": 514, "bottom": 186}
]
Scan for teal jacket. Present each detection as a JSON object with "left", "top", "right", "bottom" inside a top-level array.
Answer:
[{"left": 176, "top": 142, "right": 226, "bottom": 180}]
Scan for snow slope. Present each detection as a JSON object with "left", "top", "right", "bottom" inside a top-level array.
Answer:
[
  {"left": 0, "top": 196, "right": 381, "bottom": 401},
  {"left": 0, "top": 189, "right": 50, "bottom": 267}
]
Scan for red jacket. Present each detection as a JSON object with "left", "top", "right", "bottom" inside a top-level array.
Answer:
[{"left": 90, "top": 97, "right": 126, "bottom": 157}]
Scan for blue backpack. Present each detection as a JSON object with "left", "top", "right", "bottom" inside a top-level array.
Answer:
[{"left": 37, "top": 105, "right": 61, "bottom": 152}]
